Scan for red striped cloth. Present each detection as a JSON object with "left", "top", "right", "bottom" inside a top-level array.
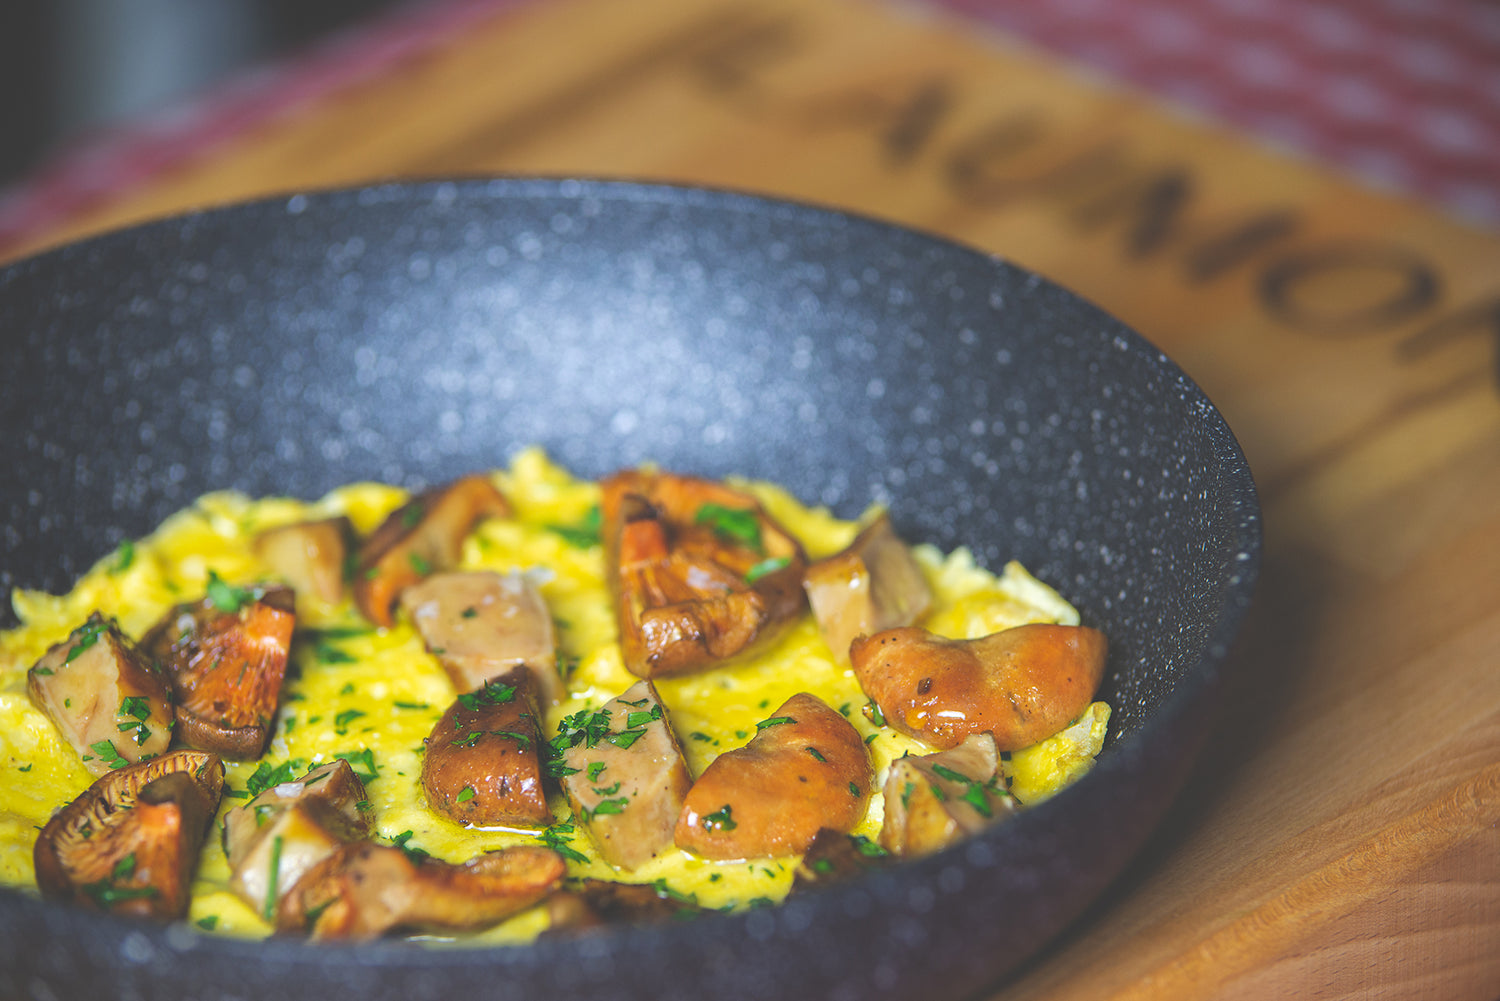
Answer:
[{"left": 2, "top": 0, "right": 1496, "bottom": 259}]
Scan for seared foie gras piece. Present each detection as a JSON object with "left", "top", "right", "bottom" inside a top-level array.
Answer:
[
  {"left": 27, "top": 614, "right": 174, "bottom": 776},
  {"left": 139, "top": 583, "right": 295, "bottom": 759},
  {"left": 803, "top": 513, "right": 932, "bottom": 664},
  {"left": 421, "top": 667, "right": 550, "bottom": 828},
  {"left": 221, "top": 760, "right": 374, "bottom": 921},
  {"left": 850, "top": 623, "right": 1107, "bottom": 751},
  {"left": 33, "top": 750, "right": 224, "bottom": 920},
  {"left": 276, "top": 842, "right": 565, "bottom": 940},
  {"left": 602, "top": 470, "right": 807, "bottom": 679},
  {"left": 557, "top": 680, "right": 691, "bottom": 871},
  {"left": 400, "top": 570, "right": 560, "bottom": 705},
  {"left": 879, "top": 734, "right": 1015, "bottom": 857},
  {"left": 792, "top": 828, "right": 890, "bottom": 891},
  {"left": 253, "top": 516, "right": 352, "bottom": 608},
  {"left": 675, "top": 693, "right": 872, "bottom": 860},
  {"left": 353, "top": 475, "right": 511, "bottom": 628},
  {"left": 544, "top": 877, "right": 703, "bottom": 934}
]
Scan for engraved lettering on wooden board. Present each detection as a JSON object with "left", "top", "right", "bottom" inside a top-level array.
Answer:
[{"left": 452, "top": 5, "right": 1500, "bottom": 412}]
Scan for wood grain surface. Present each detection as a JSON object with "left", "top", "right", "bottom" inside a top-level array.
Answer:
[{"left": 8, "top": 0, "right": 1499, "bottom": 997}]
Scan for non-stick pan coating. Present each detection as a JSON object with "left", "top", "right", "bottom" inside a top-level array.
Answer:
[{"left": 0, "top": 179, "right": 1258, "bottom": 1000}]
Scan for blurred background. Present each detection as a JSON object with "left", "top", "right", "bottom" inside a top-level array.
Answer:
[
  {"left": 1, "top": 0, "right": 1497, "bottom": 229},
  {"left": 0, "top": 0, "right": 413, "bottom": 185}
]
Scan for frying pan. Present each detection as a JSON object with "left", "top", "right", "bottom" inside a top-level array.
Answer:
[{"left": 0, "top": 179, "right": 1260, "bottom": 1000}]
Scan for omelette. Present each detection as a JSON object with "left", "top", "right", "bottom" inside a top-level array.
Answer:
[{"left": 0, "top": 448, "right": 1109, "bottom": 942}]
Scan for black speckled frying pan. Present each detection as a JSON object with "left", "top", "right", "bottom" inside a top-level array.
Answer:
[{"left": 0, "top": 179, "right": 1259, "bottom": 1001}]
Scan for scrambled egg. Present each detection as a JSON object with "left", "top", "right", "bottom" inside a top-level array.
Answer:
[{"left": 0, "top": 448, "right": 1107, "bottom": 941}]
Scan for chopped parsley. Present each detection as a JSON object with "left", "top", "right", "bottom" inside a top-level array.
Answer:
[
  {"left": 393, "top": 700, "right": 430, "bottom": 710},
  {"left": 120, "top": 697, "right": 151, "bottom": 722},
  {"left": 550, "top": 505, "right": 601, "bottom": 548},
  {"left": 66, "top": 619, "right": 110, "bottom": 664},
  {"left": 540, "top": 819, "right": 590, "bottom": 863},
  {"left": 334, "top": 709, "right": 366, "bottom": 735},
  {"left": 850, "top": 835, "right": 888, "bottom": 858},
  {"left": 744, "top": 556, "right": 791, "bottom": 583},
  {"left": 690, "top": 732, "right": 717, "bottom": 744},
  {"left": 491, "top": 729, "right": 533, "bottom": 750},
  {"left": 90, "top": 740, "right": 127, "bottom": 769},
  {"left": 263, "top": 836, "right": 284, "bottom": 920},
  {"left": 390, "top": 830, "right": 430, "bottom": 862},
  {"left": 586, "top": 762, "right": 607, "bottom": 782},
  {"left": 460, "top": 606, "right": 478, "bottom": 619},
  {"left": 755, "top": 716, "right": 795, "bottom": 732},
  {"left": 195, "top": 915, "right": 218, "bottom": 931},
  {"left": 605, "top": 728, "right": 646, "bottom": 749},
  {"left": 455, "top": 787, "right": 476, "bottom": 803},
  {"left": 863, "top": 700, "right": 888, "bottom": 728},
  {"left": 702, "top": 805, "right": 737, "bottom": 832},
  {"left": 961, "top": 783, "right": 993, "bottom": 818},
  {"left": 111, "top": 539, "right": 135, "bottom": 574},
  {"left": 552, "top": 708, "right": 613, "bottom": 751},
  {"left": 400, "top": 503, "right": 425, "bottom": 530},
  {"left": 457, "top": 680, "right": 516, "bottom": 711},
  {"left": 804, "top": 746, "right": 826, "bottom": 762},
  {"left": 849, "top": 782, "right": 861, "bottom": 796},
  {"left": 694, "top": 503, "right": 763, "bottom": 550},
  {"left": 591, "top": 796, "right": 629, "bottom": 816},
  {"left": 334, "top": 748, "right": 380, "bottom": 782},
  {"left": 625, "top": 704, "right": 663, "bottom": 729},
  {"left": 205, "top": 570, "right": 257, "bottom": 613},
  {"left": 245, "top": 759, "right": 301, "bottom": 798},
  {"left": 652, "top": 879, "right": 698, "bottom": 906},
  {"left": 408, "top": 552, "right": 432, "bottom": 576},
  {"left": 314, "top": 643, "right": 355, "bottom": 665}
]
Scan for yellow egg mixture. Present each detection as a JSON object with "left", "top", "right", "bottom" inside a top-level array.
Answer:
[{"left": 0, "top": 448, "right": 1108, "bottom": 942}]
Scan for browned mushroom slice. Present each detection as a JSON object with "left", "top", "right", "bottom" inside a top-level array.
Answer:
[
  {"left": 601, "top": 470, "right": 807, "bottom": 679},
  {"left": 544, "top": 877, "right": 703, "bottom": 934},
  {"left": 139, "top": 583, "right": 296, "bottom": 760},
  {"left": 803, "top": 513, "right": 932, "bottom": 665},
  {"left": 253, "top": 516, "right": 352, "bottom": 607},
  {"left": 557, "top": 680, "right": 691, "bottom": 871},
  {"left": 276, "top": 842, "right": 565, "bottom": 940},
  {"left": 850, "top": 623, "right": 1107, "bottom": 751},
  {"left": 221, "top": 760, "right": 374, "bottom": 921},
  {"left": 352, "top": 475, "right": 512, "bottom": 628},
  {"left": 675, "top": 693, "right": 872, "bottom": 860},
  {"left": 27, "top": 614, "right": 174, "bottom": 776},
  {"left": 400, "top": 570, "right": 560, "bottom": 705},
  {"left": 879, "top": 734, "right": 1017, "bottom": 857},
  {"left": 791, "top": 828, "right": 891, "bottom": 891},
  {"left": 32, "top": 750, "right": 224, "bottom": 920},
  {"left": 421, "top": 666, "right": 550, "bottom": 828}
]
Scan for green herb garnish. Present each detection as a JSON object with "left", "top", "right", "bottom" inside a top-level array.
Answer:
[
  {"left": 457, "top": 680, "right": 516, "bottom": 711},
  {"left": 334, "top": 709, "right": 366, "bottom": 735},
  {"left": 334, "top": 748, "right": 379, "bottom": 782},
  {"left": 694, "top": 503, "right": 762, "bottom": 550},
  {"left": 111, "top": 539, "right": 135, "bottom": 574},
  {"left": 90, "top": 740, "right": 126, "bottom": 769},
  {"left": 206, "top": 570, "right": 256, "bottom": 613},
  {"left": 702, "top": 805, "right": 737, "bottom": 832},
  {"left": 66, "top": 619, "right": 110, "bottom": 664},
  {"left": 550, "top": 505, "right": 601, "bottom": 548},
  {"left": 744, "top": 556, "right": 791, "bottom": 583}
]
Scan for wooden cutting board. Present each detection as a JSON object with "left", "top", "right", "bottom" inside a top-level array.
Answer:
[{"left": 8, "top": 0, "right": 1499, "bottom": 997}]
